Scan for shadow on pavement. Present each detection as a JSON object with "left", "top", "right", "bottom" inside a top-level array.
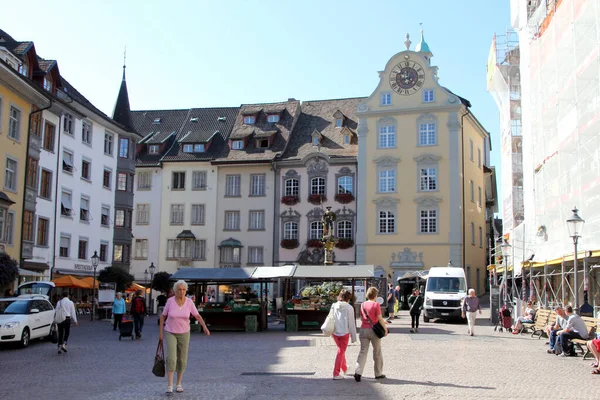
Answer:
[{"left": 377, "top": 377, "right": 495, "bottom": 390}]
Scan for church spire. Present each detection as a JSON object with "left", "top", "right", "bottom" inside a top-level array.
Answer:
[
  {"left": 113, "top": 48, "right": 133, "bottom": 131},
  {"left": 415, "top": 30, "right": 432, "bottom": 56}
]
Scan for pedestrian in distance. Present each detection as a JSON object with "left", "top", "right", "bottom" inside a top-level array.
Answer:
[
  {"left": 159, "top": 280, "right": 210, "bottom": 394},
  {"left": 55, "top": 292, "right": 78, "bottom": 354},
  {"left": 112, "top": 292, "right": 126, "bottom": 331},
  {"left": 386, "top": 283, "right": 395, "bottom": 323},
  {"left": 331, "top": 289, "right": 357, "bottom": 380},
  {"left": 408, "top": 288, "right": 424, "bottom": 333},
  {"left": 354, "top": 287, "right": 388, "bottom": 382},
  {"left": 130, "top": 289, "right": 146, "bottom": 339},
  {"left": 462, "top": 288, "right": 481, "bottom": 336}
]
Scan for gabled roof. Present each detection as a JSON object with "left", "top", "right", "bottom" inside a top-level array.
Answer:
[
  {"left": 213, "top": 100, "right": 301, "bottom": 164},
  {"left": 280, "top": 97, "right": 365, "bottom": 161}
]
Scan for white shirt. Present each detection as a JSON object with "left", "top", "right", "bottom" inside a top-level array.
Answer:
[
  {"left": 57, "top": 298, "right": 78, "bottom": 324},
  {"left": 332, "top": 301, "right": 357, "bottom": 343},
  {"left": 566, "top": 314, "right": 589, "bottom": 339}
]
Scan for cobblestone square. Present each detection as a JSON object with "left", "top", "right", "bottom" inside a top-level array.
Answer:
[{"left": 0, "top": 307, "right": 598, "bottom": 400}]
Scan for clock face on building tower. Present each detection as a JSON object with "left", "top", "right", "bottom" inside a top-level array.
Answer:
[{"left": 389, "top": 61, "right": 425, "bottom": 95}]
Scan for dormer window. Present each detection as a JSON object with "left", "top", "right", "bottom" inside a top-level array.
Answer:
[
  {"left": 148, "top": 145, "right": 159, "bottom": 154},
  {"left": 267, "top": 114, "right": 279, "bottom": 123},
  {"left": 194, "top": 144, "right": 205, "bottom": 152},
  {"left": 152, "top": 118, "right": 161, "bottom": 124},
  {"left": 19, "top": 61, "right": 29, "bottom": 77},
  {"left": 183, "top": 144, "right": 194, "bottom": 153},
  {"left": 243, "top": 115, "right": 255, "bottom": 125},
  {"left": 333, "top": 110, "right": 345, "bottom": 128},
  {"left": 312, "top": 137, "right": 320, "bottom": 146},
  {"left": 311, "top": 129, "right": 322, "bottom": 146},
  {"left": 43, "top": 76, "right": 53, "bottom": 92},
  {"left": 232, "top": 140, "right": 244, "bottom": 150},
  {"left": 257, "top": 139, "right": 269, "bottom": 148}
]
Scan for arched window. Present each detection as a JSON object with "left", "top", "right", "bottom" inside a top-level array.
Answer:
[
  {"left": 284, "top": 222, "right": 298, "bottom": 239},
  {"left": 311, "top": 177, "right": 325, "bottom": 195},
  {"left": 310, "top": 221, "right": 323, "bottom": 240},
  {"left": 337, "top": 221, "right": 353, "bottom": 239},
  {"left": 337, "top": 176, "right": 353, "bottom": 194},
  {"left": 285, "top": 178, "right": 299, "bottom": 197}
]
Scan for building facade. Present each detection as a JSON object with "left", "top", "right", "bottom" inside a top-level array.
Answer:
[{"left": 356, "top": 33, "right": 491, "bottom": 294}]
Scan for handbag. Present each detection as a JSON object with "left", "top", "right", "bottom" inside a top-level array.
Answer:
[
  {"left": 49, "top": 323, "right": 58, "bottom": 344},
  {"left": 53, "top": 301, "right": 67, "bottom": 324},
  {"left": 321, "top": 305, "right": 335, "bottom": 337},
  {"left": 152, "top": 339, "right": 166, "bottom": 377},
  {"left": 361, "top": 302, "right": 386, "bottom": 339}
]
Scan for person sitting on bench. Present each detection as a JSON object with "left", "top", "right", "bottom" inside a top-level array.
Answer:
[
  {"left": 512, "top": 301, "right": 535, "bottom": 334},
  {"left": 556, "top": 305, "right": 589, "bottom": 357}
]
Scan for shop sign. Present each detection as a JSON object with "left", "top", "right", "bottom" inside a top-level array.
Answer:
[
  {"left": 74, "top": 264, "right": 93, "bottom": 271},
  {"left": 344, "top": 285, "right": 365, "bottom": 303}
]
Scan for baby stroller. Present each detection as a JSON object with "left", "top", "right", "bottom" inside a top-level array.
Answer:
[
  {"left": 119, "top": 318, "right": 135, "bottom": 341},
  {"left": 494, "top": 305, "right": 513, "bottom": 332}
]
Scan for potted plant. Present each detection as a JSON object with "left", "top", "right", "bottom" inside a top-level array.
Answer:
[
  {"left": 306, "top": 239, "right": 323, "bottom": 248},
  {"left": 308, "top": 194, "right": 326, "bottom": 205},
  {"left": 335, "top": 192, "right": 354, "bottom": 204},
  {"left": 280, "top": 239, "right": 299, "bottom": 249},
  {"left": 281, "top": 195, "right": 299, "bottom": 206},
  {"left": 335, "top": 238, "right": 354, "bottom": 249}
]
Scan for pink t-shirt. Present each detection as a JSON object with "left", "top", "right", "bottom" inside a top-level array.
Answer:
[
  {"left": 360, "top": 301, "right": 382, "bottom": 329},
  {"left": 162, "top": 297, "right": 200, "bottom": 334}
]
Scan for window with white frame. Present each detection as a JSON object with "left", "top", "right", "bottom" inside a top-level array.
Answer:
[
  {"left": 220, "top": 247, "right": 240, "bottom": 264},
  {"left": 40, "top": 169, "right": 52, "bottom": 199},
  {"left": 335, "top": 118, "right": 343, "bottom": 128},
  {"left": 194, "top": 144, "right": 205, "bottom": 152},
  {"left": 225, "top": 175, "right": 241, "bottom": 196},
  {"left": 4, "top": 211, "right": 14, "bottom": 244},
  {"left": 61, "top": 190, "right": 73, "bottom": 216},
  {"left": 337, "top": 220, "right": 353, "bottom": 239},
  {"left": 115, "top": 209, "right": 125, "bottom": 227},
  {"left": 148, "top": 145, "right": 159, "bottom": 154},
  {"left": 249, "top": 210, "right": 265, "bottom": 230},
  {"left": 285, "top": 178, "right": 299, "bottom": 197},
  {"left": 378, "top": 125, "right": 396, "bottom": 148},
  {"left": 309, "top": 221, "right": 323, "bottom": 240},
  {"left": 192, "top": 171, "right": 206, "bottom": 190},
  {"left": 62, "top": 150, "right": 74, "bottom": 173},
  {"left": 470, "top": 180, "right": 474, "bottom": 202},
  {"left": 267, "top": 114, "right": 279, "bottom": 123},
  {"left": 104, "top": 132, "right": 113, "bottom": 155},
  {"left": 310, "top": 177, "right": 325, "bottom": 195},
  {"left": 117, "top": 173, "right": 127, "bottom": 191},
  {"left": 135, "top": 239, "right": 148, "bottom": 259},
  {"left": 78, "top": 238, "right": 88, "bottom": 260},
  {"left": 113, "top": 244, "right": 130, "bottom": 263},
  {"left": 8, "top": 106, "right": 21, "bottom": 140},
  {"left": 419, "top": 168, "right": 437, "bottom": 191},
  {"left": 4, "top": 158, "right": 17, "bottom": 191},
  {"left": 191, "top": 204, "right": 205, "bottom": 225},
  {"left": 81, "top": 159, "right": 91, "bottom": 180},
  {"left": 43, "top": 76, "right": 52, "bottom": 92},
  {"left": 59, "top": 235, "right": 70, "bottom": 257},
  {"left": 193, "top": 240, "right": 206, "bottom": 259},
  {"left": 250, "top": 174, "right": 265, "bottom": 196},
  {"left": 479, "top": 226, "right": 483, "bottom": 248},
  {"left": 172, "top": 172, "right": 185, "bottom": 190},
  {"left": 63, "top": 114, "right": 73, "bottom": 135},
  {"left": 183, "top": 144, "right": 193, "bottom": 153},
  {"left": 380, "top": 92, "right": 392, "bottom": 106},
  {"left": 378, "top": 211, "right": 395, "bottom": 234},
  {"left": 248, "top": 247, "right": 264, "bottom": 264},
  {"left": 337, "top": 176, "right": 353, "bottom": 194},
  {"left": 99, "top": 242, "right": 108, "bottom": 262},
  {"left": 119, "top": 138, "right": 129, "bottom": 158},
  {"left": 167, "top": 239, "right": 206, "bottom": 260},
  {"left": 137, "top": 172, "right": 151, "bottom": 189},
  {"left": 283, "top": 222, "right": 298, "bottom": 239},
  {"left": 232, "top": 140, "right": 244, "bottom": 150},
  {"left": 82, "top": 121, "right": 92, "bottom": 145},
  {"left": 243, "top": 115, "right": 255, "bottom": 125},
  {"left": 420, "top": 209, "right": 437, "bottom": 233},
  {"left": 170, "top": 204, "right": 184, "bottom": 224},
  {"left": 101, "top": 205, "right": 110, "bottom": 227},
  {"left": 423, "top": 89, "right": 435, "bottom": 103},
  {"left": 344, "top": 134, "right": 351, "bottom": 144},
  {"left": 103, "top": 168, "right": 111, "bottom": 189},
  {"left": 378, "top": 169, "right": 395, "bottom": 192},
  {"left": 419, "top": 123, "right": 437, "bottom": 146},
  {"left": 471, "top": 222, "right": 475, "bottom": 245},
  {"left": 225, "top": 211, "right": 240, "bottom": 230},
  {"left": 80, "top": 197, "right": 90, "bottom": 222},
  {"left": 136, "top": 204, "right": 150, "bottom": 224}
]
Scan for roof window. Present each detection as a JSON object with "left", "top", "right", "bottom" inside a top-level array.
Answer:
[
  {"left": 190, "top": 117, "right": 199, "bottom": 123},
  {"left": 218, "top": 117, "right": 227, "bottom": 122},
  {"left": 152, "top": 118, "right": 161, "bottom": 124}
]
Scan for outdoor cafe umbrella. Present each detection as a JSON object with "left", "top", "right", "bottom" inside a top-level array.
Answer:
[
  {"left": 52, "top": 275, "right": 90, "bottom": 289},
  {"left": 80, "top": 276, "right": 99, "bottom": 289},
  {"left": 126, "top": 282, "right": 149, "bottom": 294}
]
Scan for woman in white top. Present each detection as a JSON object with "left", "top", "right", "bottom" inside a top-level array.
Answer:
[
  {"left": 55, "top": 292, "right": 78, "bottom": 354},
  {"left": 331, "top": 289, "right": 357, "bottom": 380}
]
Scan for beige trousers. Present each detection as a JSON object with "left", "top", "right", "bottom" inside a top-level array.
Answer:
[
  {"left": 165, "top": 331, "right": 190, "bottom": 373},
  {"left": 354, "top": 328, "right": 383, "bottom": 377},
  {"left": 466, "top": 311, "right": 477, "bottom": 334}
]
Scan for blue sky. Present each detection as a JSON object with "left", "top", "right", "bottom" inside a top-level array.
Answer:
[{"left": 3, "top": 0, "right": 510, "bottom": 206}]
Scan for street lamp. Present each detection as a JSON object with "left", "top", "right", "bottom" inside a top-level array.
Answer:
[
  {"left": 91, "top": 251, "right": 99, "bottom": 322},
  {"left": 144, "top": 269, "right": 149, "bottom": 311},
  {"left": 566, "top": 206, "right": 585, "bottom": 312},
  {"left": 500, "top": 240, "right": 512, "bottom": 306},
  {"left": 148, "top": 262, "right": 156, "bottom": 315}
]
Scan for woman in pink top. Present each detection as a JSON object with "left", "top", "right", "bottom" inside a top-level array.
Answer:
[
  {"left": 354, "top": 287, "right": 388, "bottom": 382},
  {"left": 159, "top": 280, "right": 210, "bottom": 393}
]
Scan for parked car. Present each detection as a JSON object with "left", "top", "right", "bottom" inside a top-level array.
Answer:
[{"left": 0, "top": 295, "right": 54, "bottom": 348}]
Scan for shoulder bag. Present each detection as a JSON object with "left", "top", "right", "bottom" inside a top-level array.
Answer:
[
  {"left": 360, "top": 302, "right": 386, "bottom": 339},
  {"left": 320, "top": 304, "right": 335, "bottom": 337},
  {"left": 152, "top": 339, "right": 166, "bottom": 377},
  {"left": 49, "top": 323, "right": 58, "bottom": 344},
  {"left": 53, "top": 301, "right": 67, "bottom": 324}
]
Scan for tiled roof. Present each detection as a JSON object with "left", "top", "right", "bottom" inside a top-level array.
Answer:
[
  {"left": 37, "top": 59, "right": 56, "bottom": 73},
  {"left": 0, "top": 29, "right": 17, "bottom": 43},
  {"left": 214, "top": 100, "right": 301, "bottom": 163},
  {"left": 281, "top": 97, "right": 365, "bottom": 161}
]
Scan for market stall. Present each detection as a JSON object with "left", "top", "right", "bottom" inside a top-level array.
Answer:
[
  {"left": 51, "top": 275, "right": 94, "bottom": 313},
  {"left": 282, "top": 265, "right": 375, "bottom": 331},
  {"left": 169, "top": 267, "right": 274, "bottom": 332}
]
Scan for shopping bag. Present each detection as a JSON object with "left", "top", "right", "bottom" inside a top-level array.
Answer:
[
  {"left": 152, "top": 339, "right": 166, "bottom": 377},
  {"left": 321, "top": 308, "right": 335, "bottom": 337}
]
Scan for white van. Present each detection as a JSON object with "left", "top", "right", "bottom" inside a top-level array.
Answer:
[{"left": 423, "top": 267, "right": 467, "bottom": 322}]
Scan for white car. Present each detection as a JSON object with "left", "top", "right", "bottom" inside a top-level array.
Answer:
[{"left": 0, "top": 295, "right": 54, "bottom": 348}]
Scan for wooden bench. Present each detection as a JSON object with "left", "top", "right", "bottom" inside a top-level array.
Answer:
[
  {"left": 539, "top": 310, "right": 558, "bottom": 339},
  {"left": 522, "top": 309, "right": 550, "bottom": 338},
  {"left": 571, "top": 317, "right": 599, "bottom": 359}
]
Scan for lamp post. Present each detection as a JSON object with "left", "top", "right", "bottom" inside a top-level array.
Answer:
[
  {"left": 148, "top": 262, "right": 156, "bottom": 315},
  {"left": 500, "top": 240, "right": 512, "bottom": 306},
  {"left": 90, "top": 251, "right": 99, "bottom": 322},
  {"left": 566, "top": 206, "right": 585, "bottom": 313},
  {"left": 144, "top": 269, "right": 149, "bottom": 312}
]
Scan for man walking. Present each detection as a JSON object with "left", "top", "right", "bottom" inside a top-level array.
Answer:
[
  {"left": 131, "top": 289, "right": 147, "bottom": 339},
  {"left": 462, "top": 289, "right": 481, "bottom": 336},
  {"left": 55, "top": 292, "right": 78, "bottom": 354}
]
